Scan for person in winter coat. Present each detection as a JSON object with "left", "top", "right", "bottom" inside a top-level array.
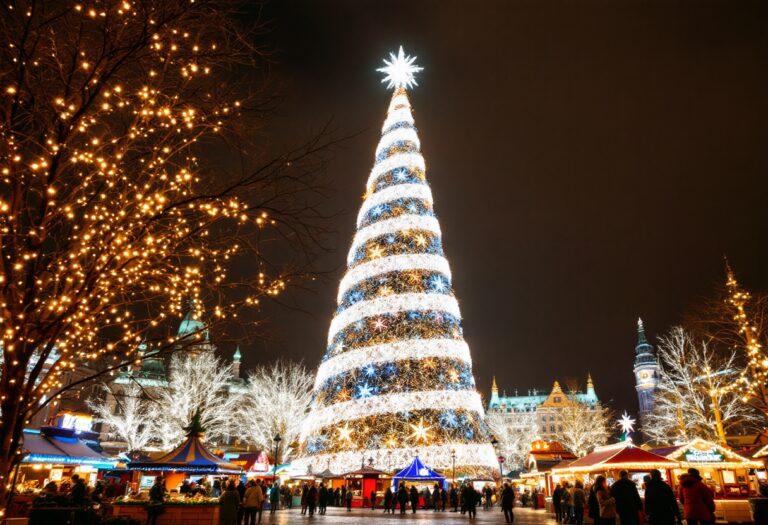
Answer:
[
  {"left": 397, "top": 484, "right": 408, "bottom": 514},
  {"left": 345, "top": 485, "right": 353, "bottom": 511},
  {"left": 588, "top": 483, "right": 600, "bottom": 525},
  {"left": 679, "top": 468, "right": 715, "bottom": 525},
  {"left": 572, "top": 481, "right": 587, "bottom": 525},
  {"left": 645, "top": 469, "right": 681, "bottom": 525},
  {"left": 410, "top": 485, "right": 420, "bottom": 513},
  {"left": 219, "top": 481, "right": 240, "bottom": 525},
  {"left": 242, "top": 480, "right": 265, "bottom": 525},
  {"left": 611, "top": 470, "right": 642, "bottom": 525},
  {"left": 462, "top": 483, "right": 478, "bottom": 519},
  {"left": 319, "top": 483, "right": 328, "bottom": 515},
  {"left": 301, "top": 483, "right": 309, "bottom": 515},
  {"left": 307, "top": 484, "right": 318, "bottom": 517},
  {"left": 595, "top": 476, "right": 617, "bottom": 525},
  {"left": 450, "top": 484, "right": 459, "bottom": 512},
  {"left": 147, "top": 476, "right": 166, "bottom": 525},
  {"left": 501, "top": 482, "right": 515, "bottom": 524},
  {"left": 269, "top": 483, "right": 280, "bottom": 514},
  {"left": 561, "top": 482, "right": 573, "bottom": 523},
  {"left": 553, "top": 483, "right": 564, "bottom": 523},
  {"left": 384, "top": 486, "right": 394, "bottom": 513},
  {"left": 433, "top": 484, "right": 441, "bottom": 512}
]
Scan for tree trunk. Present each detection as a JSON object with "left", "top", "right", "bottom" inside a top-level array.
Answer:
[{"left": 0, "top": 377, "right": 27, "bottom": 517}]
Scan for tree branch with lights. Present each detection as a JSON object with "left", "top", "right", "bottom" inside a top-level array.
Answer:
[
  {"left": 642, "top": 327, "right": 761, "bottom": 446},
  {"left": 553, "top": 398, "right": 611, "bottom": 457},
  {"left": 0, "top": 0, "right": 334, "bottom": 511},
  {"left": 232, "top": 360, "right": 314, "bottom": 464}
]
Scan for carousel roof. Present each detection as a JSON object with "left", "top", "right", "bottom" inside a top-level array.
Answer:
[
  {"left": 128, "top": 411, "right": 242, "bottom": 474},
  {"left": 393, "top": 456, "right": 444, "bottom": 481},
  {"left": 128, "top": 435, "right": 243, "bottom": 474}
]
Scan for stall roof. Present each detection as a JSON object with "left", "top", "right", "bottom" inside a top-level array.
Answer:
[
  {"left": 393, "top": 456, "right": 444, "bottom": 482},
  {"left": 22, "top": 430, "right": 116, "bottom": 469},
  {"left": 344, "top": 465, "right": 388, "bottom": 477},
  {"left": 552, "top": 442, "right": 677, "bottom": 474},
  {"left": 652, "top": 438, "right": 763, "bottom": 469}
]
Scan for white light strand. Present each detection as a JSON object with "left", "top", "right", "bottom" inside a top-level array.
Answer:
[
  {"left": 290, "top": 443, "right": 498, "bottom": 476},
  {"left": 374, "top": 126, "right": 421, "bottom": 159},
  {"left": 366, "top": 152, "right": 425, "bottom": 192},
  {"left": 328, "top": 293, "right": 461, "bottom": 344},
  {"left": 388, "top": 93, "right": 411, "bottom": 113},
  {"left": 347, "top": 215, "right": 441, "bottom": 265},
  {"left": 381, "top": 107, "right": 415, "bottom": 134},
  {"left": 315, "top": 339, "right": 471, "bottom": 389},
  {"left": 300, "top": 389, "right": 484, "bottom": 437},
  {"left": 337, "top": 253, "right": 451, "bottom": 302},
  {"left": 356, "top": 183, "right": 433, "bottom": 228}
]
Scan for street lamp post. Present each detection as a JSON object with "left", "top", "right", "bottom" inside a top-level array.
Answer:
[
  {"left": 450, "top": 448, "right": 456, "bottom": 483},
  {"left": 497, "top": 456, "right": 505, "bottom": 481},
  {"left": 272, "top": 434, "right": 282, "bottom": 481}
]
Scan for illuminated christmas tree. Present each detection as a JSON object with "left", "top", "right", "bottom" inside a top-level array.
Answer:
[{"left": 294, "top": 47, "right": 497, "bottom": 476}]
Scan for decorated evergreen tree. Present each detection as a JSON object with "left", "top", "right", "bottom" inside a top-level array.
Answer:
[{"left": 294, "top": 48, "right": 497, "bottom": 476}]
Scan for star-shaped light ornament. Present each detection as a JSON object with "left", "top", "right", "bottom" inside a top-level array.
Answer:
[
  {"left": 618, "top": 412, "right": 636, "bottom": 436},
  {"left": 377, "top": 46, "right": 423, "bottom": 90},
  {"left": 336, "top": 422, "right": 354, "bottom": 444},
  {"left": 409, "top": 417, "right": 432, "bottom": 444}
]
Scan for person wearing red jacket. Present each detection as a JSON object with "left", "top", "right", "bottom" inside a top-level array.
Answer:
[{"left": 679, "top": 468, "right": 716, "bottom": 525}]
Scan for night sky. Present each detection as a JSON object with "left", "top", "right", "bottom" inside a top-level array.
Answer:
[{"left": 233, "top": 0, "right": 768, "bottom": 416}]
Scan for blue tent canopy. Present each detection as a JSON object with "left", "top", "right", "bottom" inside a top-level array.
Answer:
[{"left": 392, "top": 456, "right": 446, "bottom": 490}]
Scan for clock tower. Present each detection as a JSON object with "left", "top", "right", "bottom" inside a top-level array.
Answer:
[{"left": 634, "top": 318, "right": 659, "bottom": 422}]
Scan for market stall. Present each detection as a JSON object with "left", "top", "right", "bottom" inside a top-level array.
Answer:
[
  {"left": 116, "top": 419, "right": 243, "bottom": 525},
  {"left": 652, "top": 438, "right": 764, "bottom": 523},
  {"left": 392, "top": 456, "right": 445, "bottom": 508},
  {"left": 8, "top": 428, "right": 117, "bottom": 518},
  {"left": 522, "top": 440, "right": 577, "bottom": 499},
  {"left": 343, "top": 465, "right": 390, "bottom": 508},
  {"left": 551, "top": 441, "right": 678, "bottom": 495}
]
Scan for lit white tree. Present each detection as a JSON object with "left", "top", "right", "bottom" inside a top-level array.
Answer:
[
  {"left": 88, "top": 383, "right": 154, "bottom": 453},
  {"left": 150, "top": 352, "right": 241, "bottom": 450},
  {"left": 234, "top": 360, "right": 313, "bottom": 463},
  {"left": 642, "top": 327, "right": 762, "bottom": 445},
  {"left": 486, "top": 410, "right": 540, "bottom": 471},
  {"left": 554, "top": 400, "right": 611, "bottom": 457}
]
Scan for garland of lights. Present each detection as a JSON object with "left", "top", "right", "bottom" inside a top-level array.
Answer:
[{"left": 293, "top": 48, "right": 497, "bottom": 476}]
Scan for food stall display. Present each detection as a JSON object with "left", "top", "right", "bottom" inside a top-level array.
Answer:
[
  {"left": 551, "top": 441, "right": 678, "bottom": 494},
  {"left": 343, "top": 465, "right": 390, "bottom": 508},
  {"left": 652, "top": 438, "right": 763, "bottom": 523}
]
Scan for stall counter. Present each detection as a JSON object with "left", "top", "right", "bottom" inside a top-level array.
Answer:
[{"left": 112, "top": 500, "right": 220, "bottom": 525}]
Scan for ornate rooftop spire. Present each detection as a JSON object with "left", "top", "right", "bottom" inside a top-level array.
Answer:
[{"left": 637, "top": 317, "right": 649, "bottom": 347}]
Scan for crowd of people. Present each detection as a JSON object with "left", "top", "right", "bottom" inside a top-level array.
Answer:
[
  {"left": 26, "top": 466, "right": 719, "bottom": 525},
  {"left": 552, "top": 468, "right": 715, "bottom": 525}
]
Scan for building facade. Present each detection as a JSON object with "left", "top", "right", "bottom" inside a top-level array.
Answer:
[
  {"left": 633, "top": 317, "right": 659, "bottom": 422},
  {"left": 98, "top": 306, "right": 246, "bottom": 452},
  {"left": 488, "top": 375, "right": 599, "bottom": 441}
]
